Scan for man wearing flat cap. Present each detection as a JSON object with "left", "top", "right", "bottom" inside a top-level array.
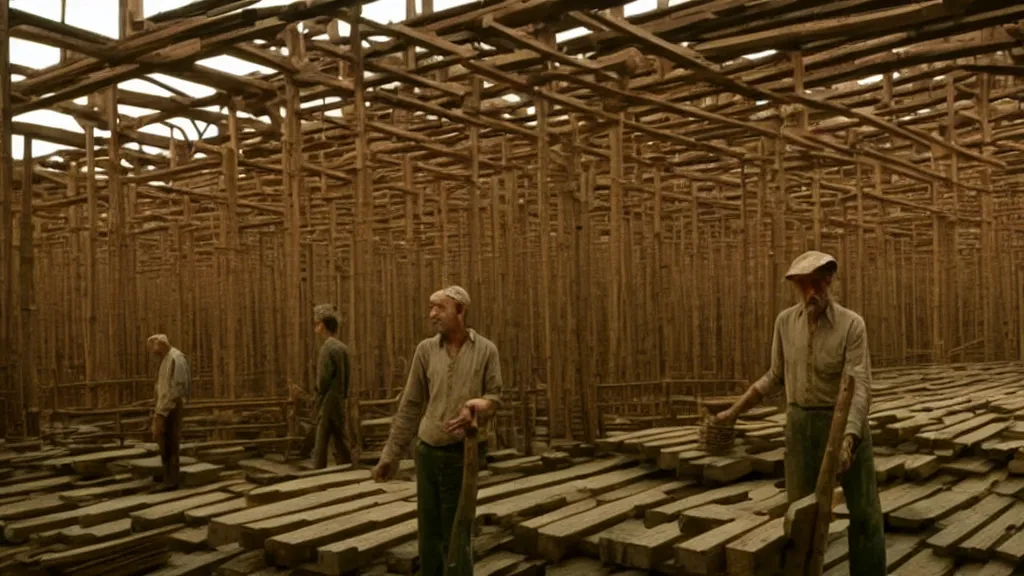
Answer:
[
  {"left": 147, "top": 334, "right": 190, "bottom": 489},
  {"left": 306, "top": 304, "right": 354, "bottom": 469},
  {"left": 715, "top": 250, "right": 885, "bottom": 575},
  {"left": 375, "top": 285, "right": 502, "bottom": 576}
]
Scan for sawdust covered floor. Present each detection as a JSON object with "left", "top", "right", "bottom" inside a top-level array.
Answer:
[{"left": 1, "top": 361, "right": 1024, "bottom": 575}]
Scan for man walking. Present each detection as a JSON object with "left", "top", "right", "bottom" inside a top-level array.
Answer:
[
  {"left": 714, "top": 250, "right": 886, "bottom": 575},
  {"left": 148, "top": 334, "right": 190, "bottom": 490},
  {"left": 375, "top": 286, "right": 502, "bottom": 576},
  {"left": 307, "top": 304, "right": 354, "bottom": 469}
]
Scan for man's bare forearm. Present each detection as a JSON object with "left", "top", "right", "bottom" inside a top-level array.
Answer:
[{"left": 720, "top": 384, "right": 765, "bottom": 421}]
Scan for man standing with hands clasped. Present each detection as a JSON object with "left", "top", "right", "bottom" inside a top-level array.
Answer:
[
  {"left": 713, "top": 250, "right": 886, "bottom": 575},
  {"left": 375, "top": 286, "right": 502, "bottom": 576}
]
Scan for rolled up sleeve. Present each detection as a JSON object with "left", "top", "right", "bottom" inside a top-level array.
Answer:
[
  {"left": 482, "top": 345, "right": 502, "bottom": 409},
  {"left": 753, "top": 314, "right": 785, "bottom": 397},
  {"left": 843, "top": 317, "right": 872, "bottom": 439},
  {"left": 381, "top": 343, "right": 428, "bottom": 463}
]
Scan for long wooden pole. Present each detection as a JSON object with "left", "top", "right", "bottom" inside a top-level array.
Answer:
[
  {"left": 804, "top": 374, "right": 855, "bottom": 576},
  {"left": 0, "top": 0, "right": 14, "bottom": 424},
  {"left": 20, "top": 136, "right": 37, "bottom": 433}
]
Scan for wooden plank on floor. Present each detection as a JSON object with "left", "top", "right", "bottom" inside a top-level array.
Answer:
[
  {"left": 169, "top": 525, "right": 209, "bottom": 552},
  {"left": 956, "top": 501, "right": 1024, "bottom": 560},
  {"left": 245, "top": 469, "right": 371, "bottom": 505},
  {"left": 475, "top": 550, "right": 528, "bottom": 576},
  {"left": 889, "top": 548, "right": 955, "bottom": 576},
  {"left": 183, "top": 497, "right": 248, "bottom": 525},
  {"left": 513, "top": 498, "right": 598, "bottom": 554},
  {"left": 825, "top": 532, "right": 923, "bottom": 575},
  {"left": 925, "top": 493, "right": 1015, "bottom": 553},
  {"left": 240, "top": 487, "right": 415, "bottom": 549},
  {"left": 597, "top": 518, "right": 682, "bottom": 570},
  {"left": 131, "top": 491, "right": 236, "bottom": 531},
  {"left": 58, "top": 476, "right": 155, "bottom": 503},
  {"left": 207, "top": 480, "right": 390, "bottom": 546},
  {"left": 940, "top": 458, "right": 996, "bottom": 477},
  {"left": 0, "top": 475, "right": 76, "bottom": 498},
  {"left": 724, "top": 516, "right": 785, "bottom": 576},
  {"left": 645, "top": 480, "right": 771, "bottom": 527},
  {"left": 904, "top": 454, "right": 941, "bottom": 480},
  {"left": 37, "top": 523, "right": 183, "bottom": 569},
  {"left": 535, "top": 486, "right": 672, "bottom": 561},
  {"left": 476, "top": 456, "right": 634, "bottom": 504},
  {"left": 315, "top": 517, "right": 418, "bottom": 575},
  {"left": 266, "top": 499, "right": 418, "bottom": 567},
  {"left": 887, "top": 482, "right": 984, "bottom": 529},
  {"left": 477, "top": 483, "right": 590, "bottom": 527},
  {"left": 0, "top": 494, "right": 75, "bottom": 521},
  {"left": 675, "top": 514, "right": 769, "bottom": 575},
  {"left": 146, "top": 544, "right": 247, "bottom": 576},
  {"left": 954, "top": 560, "right": 1017, "bottom": 576}
]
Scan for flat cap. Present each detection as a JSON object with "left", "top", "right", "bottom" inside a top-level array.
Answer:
[
  {"left": 147, "top": 334, "right": 169, "bottom": 346},
  {"left": 313, "top": 303, "right": 338, "bottom": 322},
  {"left": 785, "top": 250, "right": 838, "bottom": 279}
]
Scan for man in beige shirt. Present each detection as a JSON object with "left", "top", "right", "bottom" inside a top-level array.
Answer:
[
  {"left": 715, "top": 250, "right": 885, "bottom": 575},
  {"left": 375, "top": 285, "right": 501, "bottom": 576},
  {"left": 148, "top": 334, "right": 190, "bottom": 490}
]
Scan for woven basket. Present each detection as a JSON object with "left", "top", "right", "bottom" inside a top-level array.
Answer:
[{"left": 698, "top": 407, "right": 736, "bottom": 454}]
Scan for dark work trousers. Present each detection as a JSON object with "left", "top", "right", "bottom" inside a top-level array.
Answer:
[
  {"left": 416, "top": 440, "right": 488, "bottom": 576},
  {"left": 313, "top": 410, "right": 352, "bottom": 469},
  {"left": 158, "top": 401, "right": 183, "bottom": 487},
  {"left": 300, "top": 396, "right": 353, "bottom": 469},
  {"left": 786, "top": 404, "right": 887, "bottom": 576}
]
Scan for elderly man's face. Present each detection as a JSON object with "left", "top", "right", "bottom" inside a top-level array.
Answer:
[
  {"left": 791, "top": 271, "right": 832, "bottom": 316},
  {"left": 428, "top": 292, "right": 462, "bottom": 334},
  {"left": 148, "top": 340, "right": 165, "bottom": 357}
]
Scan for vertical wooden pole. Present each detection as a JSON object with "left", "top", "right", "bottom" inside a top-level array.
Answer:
[
  {"left": 653, "top": 158, "right": 664, "bottom": 381},
  {"left": 978, "top": 70, "right": 993, "bottom": 362},
  {"left": 947, "top": 77, "right": 961, "bottom": 361},
  {"left": 106, "top": 87, "right": 124, "bottom": 398},
  {"left": 283, "top": 30, "right": 304, "bottom": 394},
  {"left": 224, "top": 105, "right": 240, "bottom": 398},
  {"left": 931, "top": 181, "right": 943, "bottom": 362},
  {"left": 771, "top": 138, "right": 786, "bottom": 316},
  {"left": 739, "top": 166, "right": 749, "bottom": 378},
  {"left": 467, "top": 77, "right": 482, "bottom": 324},
  {"left": 0, "top": 0, "right": 12, "bottom": 410},
  {"left": 20, "top": 136, "right": 37, "bottom": 433},
  {"left": 84, "top": 127, "right": 98, "bottom": 406},
  {"left": 608, "top": 96, "right": 624, "bottom": 385},
  {"left": 440, "top": 183, "right": 449, "bottom": 283},
  {"left": 1019, "top": 265, "right": 1024, "bottom": 361},
  {"left": 874, "top": 164, "right": 887, "bottom": 364},
  {"left": 811, "top": 163, "right": 821, "bottom": 249},
  {"left": 536, "top": 29, "right": 556, "bottom": 442},
  {"left": 855, "top": 164, "right": 865, "bottom": 314},
  {"left": 350, "top": 3, "right": 367, "bottom": 449},
  {"left": 689, "top": 181, "right": 700, "bottom": 378}
]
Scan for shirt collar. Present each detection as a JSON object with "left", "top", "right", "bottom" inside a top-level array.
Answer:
[
  {"left": 437, "top": 329, "right": 476, "bottom": 347},
  {"left": 796, "top": 302, "right": 835, "bottom": 326}
]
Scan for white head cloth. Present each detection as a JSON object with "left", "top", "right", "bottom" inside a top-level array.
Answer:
[{"left": 441, "top": 285, "right": 471, "bottom": 308}]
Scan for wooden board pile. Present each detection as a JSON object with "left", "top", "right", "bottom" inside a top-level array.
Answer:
[{"left": 1, "top": 361, "right": 1023, "bottom": 575}]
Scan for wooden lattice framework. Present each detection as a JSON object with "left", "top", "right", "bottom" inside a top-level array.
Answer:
[{"left": 2, "top": 0, "right": 1024, "bottom": 446}]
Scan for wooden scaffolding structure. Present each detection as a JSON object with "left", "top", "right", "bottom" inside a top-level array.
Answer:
[{"left": 2, "top": 0, "right": 1024, "bottom": 446}]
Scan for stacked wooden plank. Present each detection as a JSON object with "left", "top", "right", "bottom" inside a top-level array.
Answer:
[{"left": 2, "top": 362, "right": 1024, "bottom": 575}]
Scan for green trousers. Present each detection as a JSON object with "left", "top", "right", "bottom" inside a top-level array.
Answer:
[
  {"left": 786, "top": 404, "right": 886, "bottom": 575},
  {"left": 416, "top": 441, "right": 480, "bottom": 576}
]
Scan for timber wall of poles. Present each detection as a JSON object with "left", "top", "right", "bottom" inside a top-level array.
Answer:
[{"left": 1, "top": 0, "right": 1024, "bottom": 444}]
